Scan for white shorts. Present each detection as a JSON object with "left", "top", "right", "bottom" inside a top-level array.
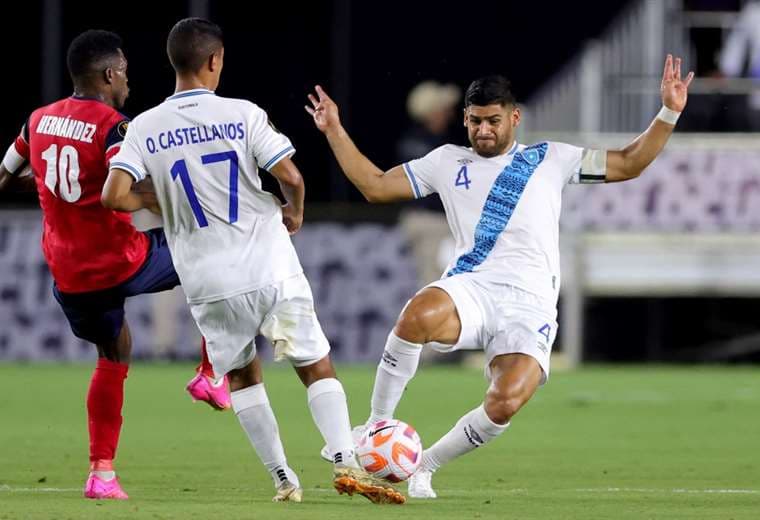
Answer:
[
  {"left": 189, "top": 273, "right": 330, "bottom": 377},
  {"left": 425, "top": 273, "right": 558, "bottom": 384}
]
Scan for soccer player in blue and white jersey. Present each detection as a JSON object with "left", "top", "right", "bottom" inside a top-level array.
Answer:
[
  {"left": 101, "top": 18, "right": 404, "bottom": 505},
  {"left": 307, "top": 55, "right": 693, "bottom": 498}
]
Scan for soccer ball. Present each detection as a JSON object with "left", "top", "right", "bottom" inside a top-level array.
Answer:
[{"left": 356, "top": 419, "right": 422, "bottom": 482}]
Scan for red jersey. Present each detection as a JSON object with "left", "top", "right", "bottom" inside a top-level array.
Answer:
[{"left": 13, "top": 96, "right": 149, "bottom": 293}]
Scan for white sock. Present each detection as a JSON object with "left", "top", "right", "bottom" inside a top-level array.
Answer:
[
  {"left": 421, "top": 405, "right": 509, "bottom": 472},
  {"left": 91, "top": 470, "right": 115, "bottom": 481},
  {"left": 367, "top": 332, "right": 422, "bottom": 424},
  {"left": 306, "top": 378, "right": 359, "bottom": 468},
  {"left": 231, "top": 384, "right": 300, "bottom": 488}
]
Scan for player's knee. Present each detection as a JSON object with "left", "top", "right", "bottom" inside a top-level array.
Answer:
[
  {"left": 484, "top": 391, "right": 525, "bottom": 425},
  {"left": 394, "top": 296, "right": 440, "bottom": 344},
  {"left": 394, "top": 301, "right": 433, "bottom": 343}
]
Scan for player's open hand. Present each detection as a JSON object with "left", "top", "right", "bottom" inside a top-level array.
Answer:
[
  {"left": 281, "top": 203, "right": 303, "bottom": 235},
  {"left": 305, "top": 85, "right": 341, "bottom": 135},
  {"left": 661, "top": 54, "right": 694, "bottom": 113}
]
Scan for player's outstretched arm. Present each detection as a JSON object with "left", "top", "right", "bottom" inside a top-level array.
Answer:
[
  {"left": 605, "top": 54, "right": 694, "bottom": 183},
  {"left": 0, "top": 145, "right": 36, "bottom": 193},
  {"left": 102, "top": 168, "right": 159, "bottom": 214},
  {"left": 0, "top": 164, "right": 16, "bottom": 191},
  {"left": 269, "top": 157, "right": 305, "bottom": 235},
  {"left": 305, "top": 85, "right": 415, "bottom": 203}
]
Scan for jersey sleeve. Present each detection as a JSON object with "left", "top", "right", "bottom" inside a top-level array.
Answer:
[
  {"left": 248, "top": 105, "right": 295, "bottom": 171},
  {"left": 551, "top": 141, "right": 606, "bottom": 185},
  {"left": 104, "top": 117, "right": 130, "bottom": 164},
  {"left": 109, "top": 120, "right": 148, "bottom": 182},
  {"left": 2, "top": 119, "right": 30, "bottom": 175},
  {"left": 401, "top": 145, "right": 446, "bottom": 198}
]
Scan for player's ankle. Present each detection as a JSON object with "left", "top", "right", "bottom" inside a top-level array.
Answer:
[{"left": 90, "top": 459, "right": 114, "bottom": 472}]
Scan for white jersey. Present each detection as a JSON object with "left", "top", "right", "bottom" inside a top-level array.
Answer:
[
  {"left": 403, "top": 141, "right": 604, "bottom": 306},
  {"left": 111, "top": 88, "right": 302, "bottom": 303}
]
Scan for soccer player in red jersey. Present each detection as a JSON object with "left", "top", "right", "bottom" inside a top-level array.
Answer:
[{"left": 0, "top": 30, "right": 230, "bottom": 499}]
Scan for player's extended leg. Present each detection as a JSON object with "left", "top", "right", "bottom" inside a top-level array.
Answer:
[
  {"left": 186, "top": 337, "right": 232, "bottom": 410},
  {"left": 367, "top": 287, "right": 461, "bottom": 426},
  {"left": 318, "top": 287, "right": 459, "bottom": 464},
  {"left": 294, "top": 356, "right": 405, "bottom": 505},
  {"left": 409, "top": 353, "right": 542, "bottom": 498},
  {"left": 118, "top": 227, "right": 230, "bottom": 410},
  {"left": 84, "top": 320, "right": 132, "bottom": 500},
  {"left": 227, "top": 355, "right": 302, "bottom": 503}
]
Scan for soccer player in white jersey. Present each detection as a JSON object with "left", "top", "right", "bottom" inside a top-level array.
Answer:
[
  {"left": 100, "top": 18, "right": 404, "bottom": 505},
  {"left": 307, "top": 55, "right": 693, "bottom": 498}
]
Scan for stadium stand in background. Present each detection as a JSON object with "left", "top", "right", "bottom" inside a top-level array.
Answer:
[{"left": 2, "top": 0, "right": 760, "bottom": 368}]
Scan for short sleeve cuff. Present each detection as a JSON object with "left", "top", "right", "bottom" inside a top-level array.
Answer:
[
  {"left": 110, "top": 161, "right": 146, "bottom": 182},
  {"left": 262, "top": 146, "right": 295, "bottom": 171},
  {"left": 403, "top": 162, "right": 423, "bottom": 199}
]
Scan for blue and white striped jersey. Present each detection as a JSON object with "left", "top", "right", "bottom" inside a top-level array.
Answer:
[
  {"left": 403, "top": 141, "right": 601, "bottom": 306},
  {"left": 112, "top": 88, "right": 302, "bottom": 303}
]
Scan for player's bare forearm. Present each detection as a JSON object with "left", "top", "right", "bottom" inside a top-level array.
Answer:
[
  {"left": 102, "top": 168, "right": 153, "bottom": 212},
  {"left": 103, "top": 190, "right": 152, "bottom": 212},
  {"left": 606, "top": 119, "right": 674, "bottom": 182},
  {"left": 324, "top": 126, "right": 390, "bottom": 202},
  {"left": 269, "top": 158, "right": 304, "bottom": 234},
  {"left": 0, "top": 168, "right": 12, "bottom": 191},
  {"left": 606, "top": 54, "right": 693, "bottom": 183},
  {"left": 270, "top": 158, "right": 305, "bottom": 214},
  {"left": 306, "top": 85, "right": 414, "bottom": 203},
  {"left": 278, "top": 178, "right": 304, "bottom": 214},
  {"left": 0, "top": 164, "right": 36, "bottom": 192}
]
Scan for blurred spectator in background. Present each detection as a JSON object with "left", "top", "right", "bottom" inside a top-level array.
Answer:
[
  {"left": 719, "top": 0, "right": 760, "bottom": 130},
  {"left": 396, "top": 81, "right": 460, "bottom": 285},
  {"left": 396, "top": 81, "right": 461, "bottom": 161}
]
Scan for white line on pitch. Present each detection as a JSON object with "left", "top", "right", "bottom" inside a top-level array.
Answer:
[
  {"left": 0, "top": 485, "right": 80, "bottom": 493},
  {"left": 575, "top": 487, "right": 759, "bottom": 494}
]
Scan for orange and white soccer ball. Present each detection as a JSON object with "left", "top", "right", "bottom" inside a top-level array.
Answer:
[{"left": 356, "top": 419, "right": 422, "bottom": 482}]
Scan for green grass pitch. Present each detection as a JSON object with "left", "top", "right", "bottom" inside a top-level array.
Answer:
[{"left": 0, "top": 363, "right": 758, "bottom": 519}]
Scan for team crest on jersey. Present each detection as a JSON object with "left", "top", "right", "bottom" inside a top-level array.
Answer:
[
  {"left": 457, "top": 158, "right": 473, "bottom": 165},
  {"left": 519, "top": 149, "right": 540, "bottom": 165},
  {"left": 117, "top": 121, "right": 129, "bottom": 138}
]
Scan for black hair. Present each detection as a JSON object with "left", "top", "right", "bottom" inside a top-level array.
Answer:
[
  {"left": 167, "top": 18, "right": 224, "bottom": 74},
  {"left": 66, "top": 30, "right": 123, "bottom": 82},
  {"left": 464, "top": 75, "right": 517, "bottom": 107}
]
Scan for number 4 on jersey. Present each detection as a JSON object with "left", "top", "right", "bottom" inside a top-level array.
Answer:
[{"left": 455, "top": 165, "right": 471, "bottom": 189}]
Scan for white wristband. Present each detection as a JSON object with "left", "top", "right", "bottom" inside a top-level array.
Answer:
[{"left": 656, "top": 105, "right": 681, "bottom": 125}]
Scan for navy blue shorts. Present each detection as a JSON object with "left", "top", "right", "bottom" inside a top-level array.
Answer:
[{"left": 53, "top": 228, "right": 180, "bottom": 344}]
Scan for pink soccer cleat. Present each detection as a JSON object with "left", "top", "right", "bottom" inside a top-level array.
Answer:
[
  {"left": 186, "top": 372, "right": 231, "bottom": 410},
  {"left": 84, "top": 473, "right": 129, "bottom": 500}
]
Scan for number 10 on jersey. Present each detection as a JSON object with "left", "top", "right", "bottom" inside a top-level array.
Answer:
[{"left": 170, "top": 151, "right": 239, "bottom": 227}]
